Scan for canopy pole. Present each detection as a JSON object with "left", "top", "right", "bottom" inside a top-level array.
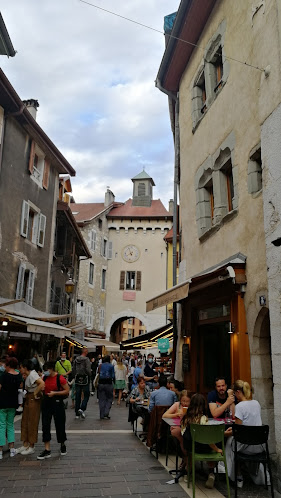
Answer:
[{"left": 172, "top": 94, "right": 180, "bottom": 373}]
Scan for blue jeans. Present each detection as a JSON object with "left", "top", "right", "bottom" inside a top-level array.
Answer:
[
  {"left": 0, "top": 408, "right": 16, "bottom": 447},
  {"left": 75, "top": 383, "right": 90, "bottom": 415}
]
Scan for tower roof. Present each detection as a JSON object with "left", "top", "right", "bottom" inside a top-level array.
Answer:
[{"left": 131, "top": 170, "right": 155, "bottom": 186}]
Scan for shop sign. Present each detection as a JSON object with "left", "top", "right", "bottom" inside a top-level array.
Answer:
[
  {"left": 158, "top": 338, "right": 169, "bottom": 352},
  {"left": 9, "top": 331, "right": 31, "bottom": 340}
]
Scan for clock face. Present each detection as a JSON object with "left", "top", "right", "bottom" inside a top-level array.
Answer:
[{"left": 122, "top": 245, "right": 140, "bottom": 263}]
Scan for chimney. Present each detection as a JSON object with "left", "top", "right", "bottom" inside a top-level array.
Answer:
[
  {"left": 104, "top": 187, "right": 115, "bottom": 207},
  {"left": 169, "top": 199, "right": 174, "bottom": 214},
  {"left": 22, "top": 99, "right": 39, "bottom": 120}
]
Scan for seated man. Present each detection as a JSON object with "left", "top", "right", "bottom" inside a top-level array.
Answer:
[
  {"left": 207, "top": 376, "right": 235, "bottom": 419},
  {"left": 143, "top": 353, "right": 159, "bottom": 390},
  {"left": 148, "top": 375, "right": 177, "bottom": 413}
]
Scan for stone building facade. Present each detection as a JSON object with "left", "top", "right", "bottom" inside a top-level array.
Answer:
[{"left": 155, "top": 0, "right": 281, "bottom": 484}]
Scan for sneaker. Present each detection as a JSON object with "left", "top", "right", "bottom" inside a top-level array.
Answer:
[
  {"left": 16, "top": 406, "right": 23, "bottom": 413},
  {"left": 75, "top": 415, "right": 80, "bottom": 419},
  {"left": 205, "top": 473, "right": 215, "bottom": 489},
  {"left": 21, "top": 447, "right": 35, "bottom": 456},
  {"left": 104, "top": 415, "right": 111, "bottom": 420},
  {"left": 237, "top": 477, "right": 244, "bottom": 488},
  {"left": 37, "top": 450, "right": 51, "bottom": 460},
  {"left": 10, "top": 448, "right": 17, "bottom": 457},
  {"left": 90, "top": 392, "right": 94, "bottom": 396},
  {"left": 60, "top": 444, "right": 67, "bottom": 455},
  {"left": 16, "top": 445, "right": 29, "bottom": 454},
  {"left": 78, "top": 409, "right": 85, "bottom": 419}
]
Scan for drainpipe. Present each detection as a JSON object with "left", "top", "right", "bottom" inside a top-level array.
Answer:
[
  {"left": 172, "top": 95, "right": 180, "bottom": 374},
  {"left": 156, "top": 78, "right": 180, "bottom": 373}
]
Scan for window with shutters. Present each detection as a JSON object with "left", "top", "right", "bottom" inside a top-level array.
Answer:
[
  {"left": 89, "top": 229, "right": 96, "bottom": 251},
  {"left": 28, "top": 140, "right": 50, "bottom": 189},
  {"left": 20, "top": 200, "right": 46, "bottom": 247},
  {"left": 89, "top": 262, "right": 94, "bottom": 286},
  {"left": 15, "top": 263, "right": 35, "bottom": 305},
  {"left": 101, "top": 268, "right": 106, "bottom": 291},
  {"left": 107, "top": 241, "right": 113, "bottom": 259},
  {"left": 99, "top": 308, "right": 105, "bottom": 332},
  {"left": 126, "top": 271, "right": 136, "bottom": 290},
  {"left": 86, "top": 303, "right": 94, "bottom": 328}
]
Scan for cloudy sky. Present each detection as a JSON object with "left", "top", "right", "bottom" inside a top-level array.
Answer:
[{"left": 1, "top": 1, "right": 179, "bottom": 209}]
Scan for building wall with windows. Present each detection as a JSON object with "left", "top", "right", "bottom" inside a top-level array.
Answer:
[
  {"left": 73, "top": 205, "right": 113, "bottom": 333},
  {"left": 157, "top": 0, "right": 281, "bottom": 470}
]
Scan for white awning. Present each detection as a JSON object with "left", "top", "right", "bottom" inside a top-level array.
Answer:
[
  {"left": 85, "top": 337, "right": 121, "bottom": 352},
  {"left": 0, "top": 313, "right": 69, "bottom": 338},
  {"left": 146, "top": 281, "right": 189, "bottom": 312}
]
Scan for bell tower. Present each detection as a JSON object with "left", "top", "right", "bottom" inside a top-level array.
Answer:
[{"left": 131, "top": 170, "right": 155, "bottom": 207}]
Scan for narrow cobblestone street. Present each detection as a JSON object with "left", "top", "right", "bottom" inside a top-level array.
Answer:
[{"left": 0, "top": 395, "right": 276, "bottom": 497}]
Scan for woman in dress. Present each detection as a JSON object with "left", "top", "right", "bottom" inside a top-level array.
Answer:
[
  {"left": 0, "top": 357, "right": 22, "bottom": 459},
  {"left": 17, "top": 359, "right": 45, "bottom": 455},
  {"left": 114, "top": 356, "right": 127, "bottom": 405},
  {"left": 225, "top": 379, "right": 266, "bottom": 488},
  {"left": 98, "top": 355, "right": 115, "bottom": 419}
]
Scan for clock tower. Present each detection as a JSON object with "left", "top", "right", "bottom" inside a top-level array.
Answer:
[{"left": 131, "top": 170, "right": 155, "bottom": 207}]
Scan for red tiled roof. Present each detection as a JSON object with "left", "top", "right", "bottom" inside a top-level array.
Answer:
[
  {"left": 70, "top": 203, "right": 107, "bottom": 223},
  {"left": 164, "top": 227, "right": 179, "bottom": 241},
  {"left": 108, "top": 199, "right": 172, "bottom": 219}
]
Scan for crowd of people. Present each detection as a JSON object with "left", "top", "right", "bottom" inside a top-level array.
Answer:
[{"left": 0, "top": 348, "right": 270, "bottom": 493}]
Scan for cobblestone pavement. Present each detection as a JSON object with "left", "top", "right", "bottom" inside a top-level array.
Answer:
[{"left": 0, "top": 394, "right": 277, "bottom": 497}]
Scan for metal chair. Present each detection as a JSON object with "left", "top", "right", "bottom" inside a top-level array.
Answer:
[
  {"left": 232, "top": 424, "right": 274, "bottom": 498},
  {"left": 188, "top": 423, "right": 231, "bottom": 498}
]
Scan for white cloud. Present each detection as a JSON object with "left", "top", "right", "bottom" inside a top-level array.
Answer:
[{"left": 1, "top": 0, "right": 179, "bottom": 208}]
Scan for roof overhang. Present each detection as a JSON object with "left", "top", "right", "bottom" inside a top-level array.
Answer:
[
  {"left": 121, "top": 323, "right": 174, "bottom": 350},
  {"left": 156, "top": 0, "right": 217, "bottom": 93},
  {"left": 84, "top": 337, "right": 121, "bottom": 352},
  {"left": 0, "top": 69, "right": 75, "bottom": 176},
  {"left": 0, "top": 312, "right": 69, "bottom": 338},
  {"left": 146, "top": 253, "right": 247, "bottom": 312},
  {"left": 0, "top": 13, "right": 16, "bottom": 57},
  {"left": 57, "top": 200, "right": 91, "bottom": 258}
]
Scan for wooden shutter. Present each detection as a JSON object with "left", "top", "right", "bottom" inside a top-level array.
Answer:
[
  {"left": 99, "top": 308, "right": 105, "bottom": 331},
  {"left": 107, "top": 241, "right": 113, "bottom": 259},
  {"left": 28, "top": 140, "right": 35, "bottom": 174},
  {"left": 136, "top": 271, "right": 142, "bottom": 291},
  {"left": 37, "top": 213, "right": 46, "bottom": 247},
  {"left": 26, "top": 270, "right": 35, "bottom": 305},
  {"left": 42, "top": 158, "right": 50, "bottom": 190},
  {"left": 119, "top": 271, "right": 125, "bottom": 290},
  {"left": 20, "top": 201, "right": 29, "bottom": 237},
  {"left": 15, "top": 263, "right": 26, "bottom": 299}
]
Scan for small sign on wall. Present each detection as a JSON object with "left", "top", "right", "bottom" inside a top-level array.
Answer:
[{"left": 158, "top": 338, "right": 169, "bottom": 353}]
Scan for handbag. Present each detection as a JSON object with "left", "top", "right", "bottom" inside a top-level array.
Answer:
[{"left": 75, "top": 373, "right": 89, "bottom": 386}]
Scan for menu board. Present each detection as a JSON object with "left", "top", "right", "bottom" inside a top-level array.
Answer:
[{"left": 182, "top": 343, "right": 190, "bottom": 372}]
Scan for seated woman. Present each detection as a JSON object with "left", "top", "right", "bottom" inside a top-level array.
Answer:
[
  {"left": 162, "top": 390, "right": 191, "bottom": 468},
  {"left": 225, "top": 379, "right": 266, "bottom": 488},
  {"left": 129, "top": 376, "right": 151, "bottom": 430},
  {"left": 181, "top": 393, "right": 223, "bottom": 490}
]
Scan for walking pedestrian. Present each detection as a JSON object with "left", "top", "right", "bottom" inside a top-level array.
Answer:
[
  {"left": 0, "top": 357, "right": 22, "bottom": 459},
  {"left": 72, "top": 347, "right": 91, "bottom": 419},
  {"left": 98, "top": 355, "right": 115, "bottom": 419},
  {"left": 37, "top": 361, "right": 69, "bottom": 460},
  {"left": 17, "top": 359, "right": 45, "bottom": 455},
  {"left": 114, "top": 357, "right": 127, "bottom": 405}
]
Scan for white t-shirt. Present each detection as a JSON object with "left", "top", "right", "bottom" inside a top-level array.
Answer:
[
  {"left": 114, "top": 364, "right": 127, "bottom": 381},
  {"left": 235, "top": 400, "right": 262, "bottom": 426},
  {"left": 25, "top": 370, "right": 40, "bottom": 393}
]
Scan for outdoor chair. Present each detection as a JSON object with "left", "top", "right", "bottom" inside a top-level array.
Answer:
[
  {"left": 232, "top": 424, "right": 274, "bottom": 498},
  {"left": 146, "top": 405, "right": 170, "bottom": 459},
  {"left": 187, "top": 423, "right": 231, "bottom": 498}
]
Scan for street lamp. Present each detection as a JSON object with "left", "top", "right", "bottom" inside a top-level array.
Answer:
[{"left": 65, "top": 277, "right": 75, "bottom": 294}]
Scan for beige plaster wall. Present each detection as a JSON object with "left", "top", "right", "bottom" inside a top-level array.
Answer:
[
  {"left": 178, "top": 0, "right": 281, "bottom": 343},
  {"left": 105, "top": 219, "right": 172, "bottom": 338}
]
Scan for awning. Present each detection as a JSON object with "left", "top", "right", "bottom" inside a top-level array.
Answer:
[
  {"left": 146, "top": 253, "right": 247, "bottom": 312},
  {"left": 65, "top": 336, "right": 96, "bottom": 352},
  {"left": 121, "top": 323, "right": 173, "bottom": 350},
  {"left": 85, "top": 337, "right": 121, "bottom": 352},
  {"left": 0, "top": 313, "right": 69, "bottom": 339},
  {"left": 146, "top": 282, "right": 189, "bottom": 312}
]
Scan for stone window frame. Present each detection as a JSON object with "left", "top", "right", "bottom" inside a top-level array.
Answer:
[
  {"left": 88, "top": 261, "right": 95, "bottom": 287},
  {"left": 191, "top": 20, "right": 229, "bottom": 132},
  {"left": 248, "top": 143, "right": 262, "bottom": 195},
  {"left": 195, "top": 132, "right": 237, "bottom": 240}
]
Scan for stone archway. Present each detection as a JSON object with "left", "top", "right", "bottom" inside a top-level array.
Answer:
[
  {"left": 251, "top": 307, "right": 275, "bottom": 450},
  {"left": 106, "top": 310, "right": 148, "bottom": 343}
]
